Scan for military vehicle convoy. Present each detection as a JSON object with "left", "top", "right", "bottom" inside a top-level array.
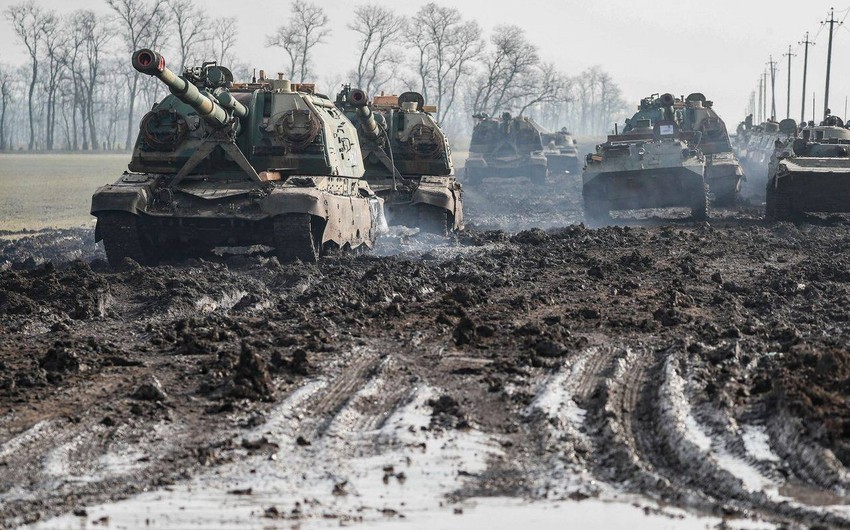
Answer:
[
  {"left": 335, "top": 86, "right": 462, "bottom": 234},
  {"left": 541, "top": 128, "right": 581, "bottom": 175},
  {"left": 91, "top": 49, "right": 384, "bottom": 266},
  {"left": 679, "top": 93, "right": 744, "bottom": 205},
  {"left": 582, "top": 93, "right": 707, "bottom": 224},
  {"left": 465, "top": 112, "right": 548, "bottom": 185},
  {"left": 766, "top": 115, "right": 850, "bottom": 220}
]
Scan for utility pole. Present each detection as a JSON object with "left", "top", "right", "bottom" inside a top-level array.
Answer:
[
  {"left": 768, "top": 56, "right": 778, "bottom": 120},
  {"left": 800, "top": 32, "right": 814, "bottom": 123},
  {"left": 758, "top": 76, "right": 764, "bottom": 123},
  {"left": 823, "top": 8, "right": 841, "bottom": 117},
  {"left": 783, "top": 45, "right": 795, "bottom": 119},
  {"left": 763, "top": 70, "right": 768, "bottom": 122}
]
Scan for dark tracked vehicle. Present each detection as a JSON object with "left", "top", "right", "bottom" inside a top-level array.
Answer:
[
  {"left": 464, "top": 112, "right": 548, "bottom": 185},
  {"left": 541, "top": 128, "right": 581, "bottom": 175},
  {"left": 91, "top": 50, "right": 384, "bottom": 266},
  {"left": 766, "top": 115, "right": 850, "bottom": 220},
  {"left": 335, "top": 87, "right": 462, "bottom": 234},
  {"left": 582, "top": 93, "right": 707, "bottom": 225}
]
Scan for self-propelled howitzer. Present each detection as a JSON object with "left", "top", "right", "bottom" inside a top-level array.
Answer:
[
  {"left": 336, "top": 86, "right": 463, "bottom": 234},
  {"left": 91, "top": 50, "right": 385, "bottom": 266}
]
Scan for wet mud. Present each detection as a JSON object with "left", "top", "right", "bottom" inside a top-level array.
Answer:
[{"left": 2, "top": 176, "right": 850, "bottom": 528}]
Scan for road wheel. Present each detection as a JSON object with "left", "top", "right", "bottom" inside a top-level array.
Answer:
[{"left": 273, "top": 214, "right": 320, "bottom": 263}]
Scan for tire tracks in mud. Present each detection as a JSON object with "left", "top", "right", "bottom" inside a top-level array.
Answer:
[{"left": 521, "top": 342, "right": 850, "bottom": 528}]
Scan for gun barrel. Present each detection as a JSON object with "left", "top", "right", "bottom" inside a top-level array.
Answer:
[
  {"left": 349, "top": 89, "right": 380, "bottom": 139},
  {"left": 132, "top": 49, "right": 230, "bottom": 128}
]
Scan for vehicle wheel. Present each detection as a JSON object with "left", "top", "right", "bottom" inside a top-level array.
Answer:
[
  {"left": 690, "top": 183, "right": 709, "bottom": 221},
  {"left": 98, "top": 212, "right": 152, "bottom": 267},
  {"left": 530, "top": 166, "right": 547, "bottom": 185},
  {"left": 417, "top": 205, "right": 449, "bottom": 236},
  {"left": 273, "top": 214, "right": 320, "bottom": 263}
]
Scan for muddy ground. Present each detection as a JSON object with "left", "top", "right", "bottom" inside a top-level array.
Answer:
[{"left": 2, "top": 172, "right": 850, "bottom": 529}]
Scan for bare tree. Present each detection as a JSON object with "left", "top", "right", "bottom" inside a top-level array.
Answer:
[
  {"left": 471, "top": 25, "right": 538, "bottom": 116},
  {"left": 0, "top": 65, "right": 11, "bottom": 150},
  {"left": 518, "top": 63, "right": 566, "bottom": 116},
  {"left": 106, "top": 0, "right": 168, "bottom": 151},
  {"left": 411, "top": 3, "right": 483, "bottom": 124},
  {"left": 169, "top": 0, "right": 210, "bottom": 71},
  {"left": 5, "top": 1, "right": 55, "bottom": 150},
  {"left": 266, "top": 0, "right": 330, "bottom": 82},
  {"left": 209, "top": 16, "right": 238, "bottom": 65},
  {"left": 42, "top": 14, "right": 65, "bottom": 150},
  {"left": 348, "top": 4, "right": 405, "bottom": 95}
]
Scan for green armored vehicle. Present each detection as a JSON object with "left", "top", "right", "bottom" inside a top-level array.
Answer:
[
  {"left": 335, "top": 87, "right": 462, "bottom": 234},
  {"left": 680, "top": 93, "right": 744, "bottom": 205},
  {"left": 582, "top": 93, "right": 707, "bottom": 225},
  {"left": 464, "top": 112, "right": 548, "bottom": 185},
  {"left": 541, "top": 127, "right": 581, "bottom": 175},
  {"left": 91, "top": 49, "right": 384, "bottom": 266},
  {"left": 766, "top": 115, "right": 850, "bottom": 220}
]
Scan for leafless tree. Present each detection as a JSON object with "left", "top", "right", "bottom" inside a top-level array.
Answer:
[
  {"left": 518, "top": 63, "right": 567, "bottom": 116},
  {"left": 348, "top": 4, "right": 405, "bottom": 96},
  {"left": 5, "top": 1, "right": 56, "bottom": 150},
  {"left": 411, "top": 3, "right": 483, "bottom": 124},
  {"left": 208, "top": 16, "right": 238, "bottom": 65},
  {"left": 106, "top": 0, "right": 168, "bottom": 150},
  {"left": 169, "top": 0, "right": 210, "bottom": 71},
  {"left": 266, "top": 0, "right": 330, "bottom": 83},
  {"left": 42, "top": 14, "right": 65, "bottom": 150},
  {"left": 471, "top": 25, "right": 538, "bottom": 116},
  {"left": 0, "top": 65, "right": 11, "bottom": 150}
]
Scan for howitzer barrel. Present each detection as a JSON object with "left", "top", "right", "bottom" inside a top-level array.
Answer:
[
  {"left": 349, "top": 88, "right": 380, "bottom": 139},
  {"left": 132, "top": 49, "right": 234, "bottom": 128}
]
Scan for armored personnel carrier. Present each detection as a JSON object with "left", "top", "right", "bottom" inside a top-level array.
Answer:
[
  {"left": 680, "top": 93, "right": 744, "bottom": 205},
  {"left": 582, "top": 93, "right": 707, "bottom": 225},
  {"left": 335, "top": 87, "right": 462, "bottom": 234},
  {"left": 541, "top": 127, "right": 581, "bottom": 175},
  {"left": 91, "top": 49, "right": 384, "bottom": 266},
  {"left": 464, "top": 112, "right": 548, "bottom": 185},
  {"left": 766, "top": 115, "right": 850, "bottom": 220}
]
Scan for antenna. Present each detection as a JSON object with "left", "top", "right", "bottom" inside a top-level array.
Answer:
[
  {"left": 799, "top": 32, "right": 815, "bottom": 122},
  {"left": 822, "top": 7, "right": 842, "bottom": 117},
  {"left": 783, "top": 45, "right": 796, "bottom": 119}
]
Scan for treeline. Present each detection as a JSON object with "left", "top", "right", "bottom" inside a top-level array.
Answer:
[{"left": 1, "top": 0, "right": 630, "bottom": 152}]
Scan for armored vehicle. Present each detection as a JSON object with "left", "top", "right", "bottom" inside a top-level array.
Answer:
[
  {"left": 582, "top": 93, "right": 707, "bottom": 224},
  {"left": 541, "top": 128, "right": 581, "bottom": 175},
  {"left": 680, "top": 93, "right": 744, "bottom": 205},
  {"left": 91, "top": 49, "right": 384, "bottom": 266},
  {"left": 766, "top": 115, "right": 850, "bottom": 220},
  {"left": 335, "top": 87, "right": 462, "bottom": 234},
  {"left": 465, "top": 112, "right": 548, "bottom": 185}
]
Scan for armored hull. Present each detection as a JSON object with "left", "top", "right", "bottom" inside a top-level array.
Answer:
[
  {"left": 541, "top": 129, "right": 581, "bottom": 175},
  {"left": 464, "top": 113, "right": 548, "bottom": 185},
  {"left": 766, "top": 117, "right": 850, "bottom": 220},
  {"left": 92, "top": 49, "right": 383, "bottom": 266},
  {"left": 335, "top": 88, "right": 462, "bottom": 234}
]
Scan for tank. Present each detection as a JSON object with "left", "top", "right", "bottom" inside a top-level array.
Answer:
[
  {"left": 541, "top": 127, "right": 581, "bottom": 175},
  {"left": 334, "top": 86, "right": 462, "bottom": 235},
  {"left": 766, "top": 115, "right": 850, "bottom": 220},
  {"left": 464, "top": 112, "right": 548, "bottom": 185},
  {"left": 91, "top": 49, "right": 384, "bottom": 266},
  {"left": 679, "top": 93, "right": 744, "bottom": 205},
  {"left": 582, "top": 93, "right": 707, "bottom": 225}
]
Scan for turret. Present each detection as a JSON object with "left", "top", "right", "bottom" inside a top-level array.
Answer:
[
  {"left": 348, "top": 88, "right": 381, "bottom": 140},
  {"left": 131, "top": 48, "right": 247, "bottom": 129}
]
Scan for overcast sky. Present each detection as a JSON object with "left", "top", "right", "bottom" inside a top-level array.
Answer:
[{"left": 1, "top": 0, "right": 848, "bottom": 125}]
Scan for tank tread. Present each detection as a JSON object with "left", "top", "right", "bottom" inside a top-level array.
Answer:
[
  {"left": 465, "top": 167, "right": 483, "bottom": 186},
  {"left": 98, "top": 212, "right": 150, "bottom": 267},
  {"left": 530, "top": 165, "right": 548, "bottom": 185},
  {"left": 274, "top": 214, "right": 319, "bottom": 263},
  {"left": 765, "top": 180, "right": 794, "bottom": 221},
  {"left": 691, "top": 183, "right": 709, "bottom": 221},
  {"left": 417, "top": 205, "right": 449, "bottom": 236}
]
